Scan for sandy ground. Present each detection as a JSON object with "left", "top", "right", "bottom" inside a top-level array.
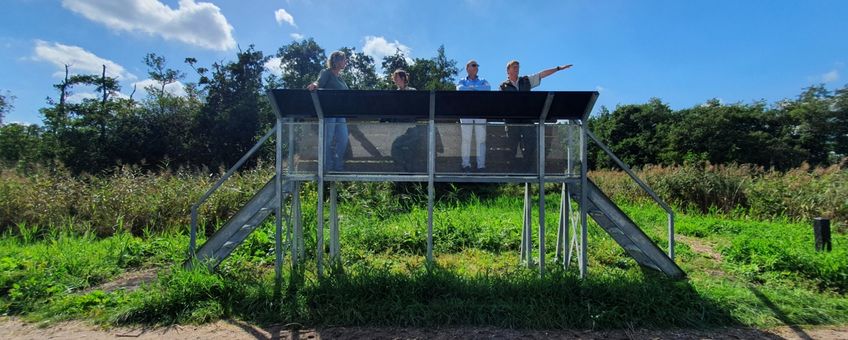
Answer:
[{"left": 2, "top": 318, "right": 847, "bottom": 340}]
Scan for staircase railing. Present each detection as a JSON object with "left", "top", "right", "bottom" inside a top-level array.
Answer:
[
  {"left": 585, "top": 130, "right": 676, "bottom": 261},
  {"left": 189, "top": 126, "right": 278, "bottom": 256}
]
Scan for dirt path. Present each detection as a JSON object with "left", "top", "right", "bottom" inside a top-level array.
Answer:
[{"left": 2, "top": 318, "right": 847, "bottom": 339}]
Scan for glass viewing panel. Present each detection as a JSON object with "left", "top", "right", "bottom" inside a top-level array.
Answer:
[{"left": 281, "top": 119, "right": 582, "bottom": 177}]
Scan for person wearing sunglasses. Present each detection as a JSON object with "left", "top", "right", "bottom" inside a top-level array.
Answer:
[
  {"left": 456, "top": 59, "right": 491, "bottom": 173},
  {"left": 499, "top": 60, "right": 572, "bottom": 172}
]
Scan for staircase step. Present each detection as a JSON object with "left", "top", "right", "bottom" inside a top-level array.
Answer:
[
  {"left": 191, "top": 176, "right": 285, "bottom": 269},
  {"left": 568, "top": 180, "right": 685, "bottom": 279}
]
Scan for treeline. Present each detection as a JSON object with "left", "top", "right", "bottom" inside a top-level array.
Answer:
[
  {"left": 0, "top": 39, "right": 458, "bottom": 174},
  {"left": 0, "top": 37, "right": 846, "bottom": 174},
  {"left": 589, "top": 89, "right": 848, "bottom": 170}
]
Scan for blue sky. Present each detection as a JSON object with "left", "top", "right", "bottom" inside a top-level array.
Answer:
[{"left": 1, "top": 0, "right": 846, "bottom": 125}]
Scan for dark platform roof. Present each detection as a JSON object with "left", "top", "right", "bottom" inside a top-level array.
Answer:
[{"left": 268, "top": 89, "right": 598, "bottom": 121}]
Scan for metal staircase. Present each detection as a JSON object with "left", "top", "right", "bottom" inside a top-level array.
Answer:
[
  {"left": 567, "top": 179, "right": 685, "bottom": 278},
  {"left": 190, "top": 177, "right": 291, "bottom": 269}
]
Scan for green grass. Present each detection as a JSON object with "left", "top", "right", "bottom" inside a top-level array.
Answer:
[{"left": 1, "top": 191, "right": 847, "bottom": 329}]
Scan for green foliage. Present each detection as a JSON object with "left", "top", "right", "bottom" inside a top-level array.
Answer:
[
  {"left": 591, "top": 163, "right": 848, "bottom": 223},
  {"left": 339, "top": 47, "right": 380, "bottom": 90},
  {"left": 407, "top": 45, "right": 459, "bottom": 91},
  {"left": 2, "top": 192, "right": 848, "bottom": 329},
  {"left": 0, "top": 123, "right": 44, "bottom": 170},
  {"left": 0, "top": 89, "right": 14, "bottom": 124},
  {"left": 275, "top": 38, "right": 326, "bottom": 89},
  {"left": 589, "top": 85, "right": 848, "bottom": 170},
  {"left": 0, "top": 231, "right": 160, "bottom": 315},
  {"left": 195, "top": 45, "right": 270, "bottom": 168}
]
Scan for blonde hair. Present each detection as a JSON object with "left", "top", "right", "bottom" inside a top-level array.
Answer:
[
  {"left": 327, "top": 51, "right": 347, "bottom": 70},
  {"left": 506, "top": 60, "right": 519, "bottom": 70}
]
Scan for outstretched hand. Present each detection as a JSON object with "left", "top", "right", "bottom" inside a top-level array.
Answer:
[
  {"left": 558, "top": 64, "right": 573, "bottom": 71},
  {"left": 307, "top": 82, "right": 318, "bottom": 91}
]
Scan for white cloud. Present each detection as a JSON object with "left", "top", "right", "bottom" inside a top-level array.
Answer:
[
  {"left": 264, "top": 57, "right": 285, "bottom": 77},
  {"left": 290, "top": 33, "right": 304, "bottom": 41},
  {"left": 275, "top": 8, "right": 296, "bottom": 27},
  {"left": 32, "top": 40, "right": 137, "bottom": 81},
  {"left": 132, "top": 79, "right": 188, "bottom": 98},
  {"left": 821, "top": 69, "right": 839, "bottom": 83},
  {"left": 61, "top": 0, "right": 236, "bottom": 51},
  {"left": 363, "top": 36, "right": 412, "bottom": 64},
  {"left": 595, "top": 85, "right": 605, "bottom": 92}
]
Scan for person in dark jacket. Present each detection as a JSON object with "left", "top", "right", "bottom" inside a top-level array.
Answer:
[{"left": 499, "top": 60, "right": 572, "bottom": 172}]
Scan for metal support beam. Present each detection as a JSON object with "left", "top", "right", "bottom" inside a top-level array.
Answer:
[
  {"left": 537, "top": 93, "right": 553, "bottom": 276},
  {"left": 311, "top": 91, "right": 326, "bottom": 278},
  {"left": 329, "top": 183, "right": 340, "bottom": 262},
  {"left": 427, "top": 91, "right": 436, "bottom": 263},
  {"left": 522, "top": 183, "right": 533, "bottom": 266},
  {"left": 291, "top": 182, "right": 302, "bottom": 263},
  {"left": 274, "top": 118, "right": 284, "bottom": 290},
  {"left": 556, "top": 183, "right": 567, "bottom": 261},
  {"left": 579, "top": 122, "right": 588, "bottom": 278}
]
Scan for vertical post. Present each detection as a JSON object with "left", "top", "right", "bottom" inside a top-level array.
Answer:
[
  {"left": 814, "top": 218, "right": 832, "bottom": 252},
  {"left": 189, "top": 207, "right": 197, "bottom": 257},
  {"left": 274, "top": 117, "right": 284, "bottom": 294},
  {"left": 561, "top": 122, "right": 573, "bottom": 267},
  {"left": 556, "top": 183, "right": 567, "bottom": 263},
  {"left": 311, "top": 92, "right": 325, "bottom": 278},
  {"left": 567, "top": 121, "right": 573, "bottom": 176},
  {"left": 668, "top": 213, "right": 675, "bottom": 260},
  {"left": 523, "top": 183, "right": 533, "bottom": 266},
  {"left": 427, "top": 91, "right": 436, "bottom": 263},
  {"left": 537, "top": 93, "right": 552, "bottom": 276},
  {"left": 296, "top": 182, "right": 304, "bottom": 261},
  {"left": 286, "top": 120, "right": 299, "bottom": 265},
  {"left": 565, "top": 185, "right": 576, "bottom": 268},
  {"left": 579, "top": 121, "right": 588, "bottom": 278},
  {"left": 291, "top": 182, "right": 301, "bottom": 263},
  {"left": 329, "top": 183, "right": 339, "bottom": 261}
]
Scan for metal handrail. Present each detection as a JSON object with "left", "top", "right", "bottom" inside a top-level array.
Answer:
[
  {"left": 189, "top": 126, "right": 278, "bottom": 256},
  {"left": 585, "top": 129, "right": 676, "bottom": 261}
]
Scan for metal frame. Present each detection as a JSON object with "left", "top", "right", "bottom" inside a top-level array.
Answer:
[
  {"left": 585, "top": 130, "right": 676, "bottom": 260},
  {"left": 190, "top": 90, "right": 676, "bottom": 285}
]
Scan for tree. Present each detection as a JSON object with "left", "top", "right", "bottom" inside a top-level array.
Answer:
[
  {"left": 405, "top": 45, "right": 458, "bottom": 91},
  {"left": 339, "top": 47, "right": 379, "bottom": 90},
  {"left": 832, "top": 84, "right": 848, "bottom": 159},
  {"left": 781, "top": 85, "right": 846, "bottom": 165},
  {"left": 664, "top": 100, "right": 805, "bottom": 169},
  {"left": 195, "top": 45, "right": 268, "bottom": 167},
  {"left": 0, "top": 90, "right": 14, "bottom": 125},
  {"left": 143, "top": 53, "right": 185, "bottom": 114},
  {"left": 276, "top": 38, "right": 325, "bottom": 89},
  {"left": 0, "top": 123, "right": 43, "bottom": 169},
  {"left": 590, "top": 98, "right": 674, "bottom": 168}
]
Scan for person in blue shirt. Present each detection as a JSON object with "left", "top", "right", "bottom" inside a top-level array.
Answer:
[
  {"left": 307, "top": 51, "right": 350, "bottom": 171},
  {"left": 456, "top": 59, "right": 491, "bottom": 173}
]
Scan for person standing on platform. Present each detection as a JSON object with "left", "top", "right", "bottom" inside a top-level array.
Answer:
[
  {"left": 392, "top": 69, "right": 416, "bottom": 91},
  {"left": 307, "top": 51, "right": 350, "bottom": 171},
  {"left": 499, "top": 60, "right": 572, "bottom": 172},
  {"left": 456, "top": 59, "right": 491, "bottom": 173}
]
